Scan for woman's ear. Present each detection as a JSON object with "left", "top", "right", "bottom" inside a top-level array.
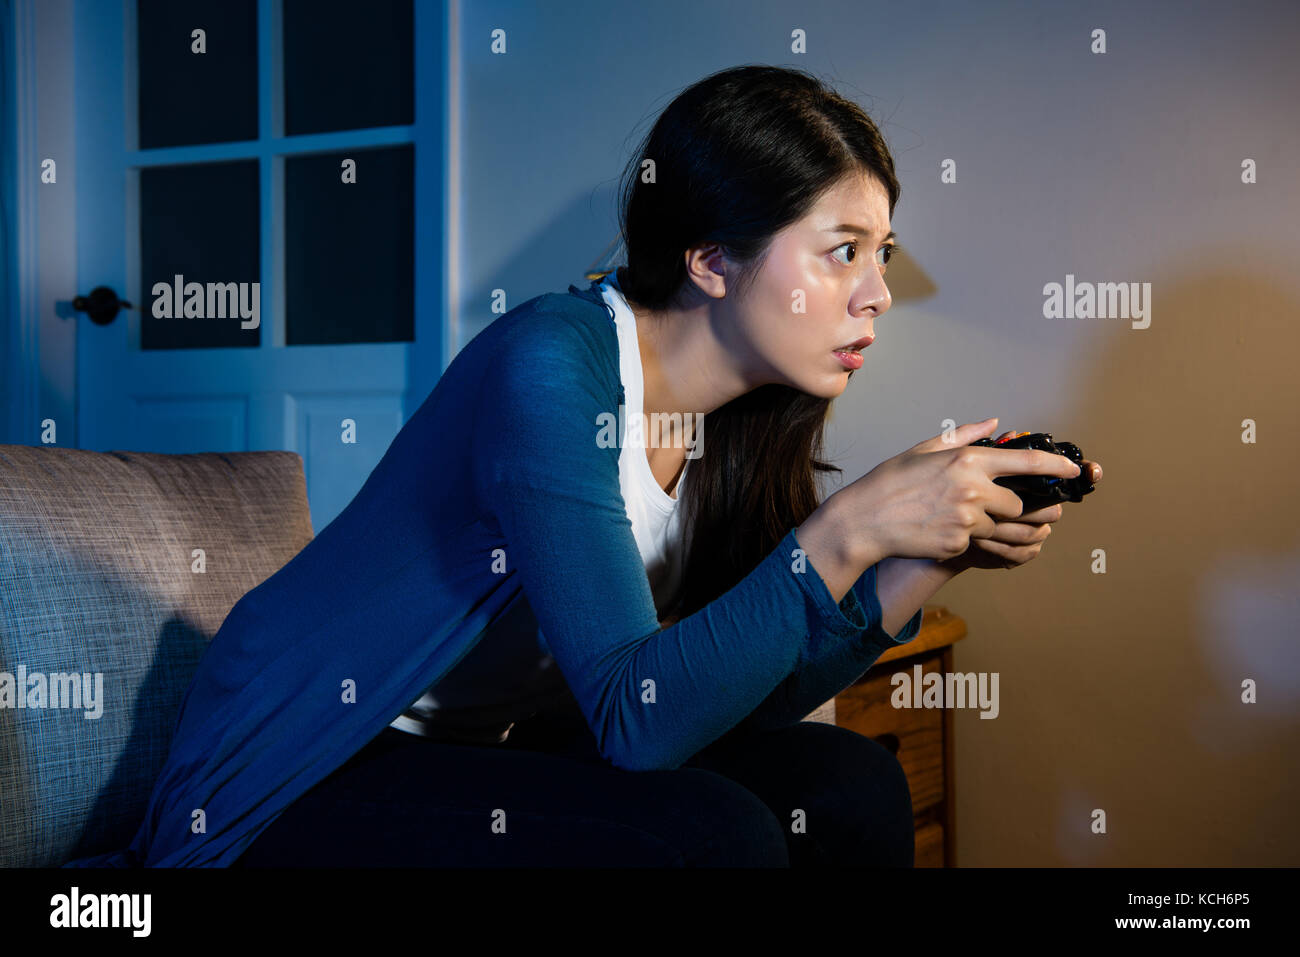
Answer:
[{"left": 683, "top": 244, "right": 731, "bottom": 301}]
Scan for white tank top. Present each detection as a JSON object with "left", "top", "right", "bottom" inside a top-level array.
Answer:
[{"left": 600, "top": 270, "right": 693, "bottom": 621}]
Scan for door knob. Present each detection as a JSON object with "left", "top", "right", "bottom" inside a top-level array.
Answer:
[{"left": 72, "top": 286, "right": 133, "bottom": 326}]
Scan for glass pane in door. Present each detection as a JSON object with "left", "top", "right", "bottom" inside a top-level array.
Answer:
[
  {"left": 284, "top": 145, "right": 413, "bottom": 345},
  {"left": 282, "top": 0, "right": 413, "bottom": 135},
  {"left": 137, "top": 0, "right": 258, "bottom": 148},
  {"left": 140, "top": 160, "right": 261, "bottom": 349}
]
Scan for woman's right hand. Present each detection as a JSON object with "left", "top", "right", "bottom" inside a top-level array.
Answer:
[{"left": 836, "top": 417, "right": 1083, "bottom": 563}]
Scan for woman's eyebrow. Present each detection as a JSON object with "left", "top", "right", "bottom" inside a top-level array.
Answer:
[{"left": 824, "top": 225, "right": 897, "bottom": 243}]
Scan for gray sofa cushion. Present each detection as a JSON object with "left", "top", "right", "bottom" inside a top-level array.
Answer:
[{"left": 0, "top": 446, "right": 313, "bottom": 867}]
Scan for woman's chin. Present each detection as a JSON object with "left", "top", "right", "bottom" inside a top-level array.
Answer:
[
  {"left": 794, "top": 372, "right": 852, "bottom": 400},
  {"left": 827, "top": 374, "right": 853, "bottom": 398}
]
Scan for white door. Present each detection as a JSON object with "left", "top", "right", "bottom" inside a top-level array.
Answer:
[{"left": 70, "top": 0, "right": 447, "bottom": 530}]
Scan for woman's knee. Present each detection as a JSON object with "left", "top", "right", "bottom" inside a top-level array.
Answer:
[
  {"left": 797, "top": 724, "right": 916, "bottom": 866},
  {"left": 699, "top": 721, "right": 915, "bottom": 867},
  {"left": 644, "top": 767, "right": 789, "bottom": 867}
]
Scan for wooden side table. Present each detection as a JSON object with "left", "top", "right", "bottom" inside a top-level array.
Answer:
[{"left": 833, "top": 604, "right": 967, "bottom": 867}]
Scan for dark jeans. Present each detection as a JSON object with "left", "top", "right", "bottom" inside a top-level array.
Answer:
[{"left": 231, "top": 709, "right": 914, "bottom": 867}]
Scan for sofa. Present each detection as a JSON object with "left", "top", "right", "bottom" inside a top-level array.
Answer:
[{"left": 0, "top": 444, "right": 835, "bottom": 867}]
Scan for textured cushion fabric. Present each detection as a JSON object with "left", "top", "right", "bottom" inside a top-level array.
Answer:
[{"left": 0, "top": 446, "right": 313, "bottom": 867}]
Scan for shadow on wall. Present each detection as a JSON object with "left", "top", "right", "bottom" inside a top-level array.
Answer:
[{"left": 948, "top": 256, "right": 1300, "bottom": 866}]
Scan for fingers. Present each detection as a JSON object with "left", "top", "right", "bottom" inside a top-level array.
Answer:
[
  {"left": 971, "top": 431, "right": 1097, "bottom": 481},
  {"left": 970, "top": 531, "right": 1048, "bottom": 566},
  {"left": 975, "top": 521, "right": 1050, "bottom": 546},
  {"left": 985, "top": 487, "right": 1028, "bottom": 521},
  {"left": 1019, "top": 503, "right": 1064, "bottom": 523},
  {"left": 915, "top": 417, "right": 1000, "bottom": 452},
  {"left": 916, "top": 425, "right": 1102, "bottom": 487},
  {"left": 982, "top": 449, "right": 1083, "bottom": 479}
]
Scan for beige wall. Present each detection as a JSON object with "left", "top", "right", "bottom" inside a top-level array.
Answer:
[{"left": 832, "top": 260, "right": 1300, "bottom": 866}]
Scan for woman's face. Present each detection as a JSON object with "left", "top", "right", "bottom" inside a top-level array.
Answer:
[{"left": 721, "top": 172, "right": 895, "bottom": 400}]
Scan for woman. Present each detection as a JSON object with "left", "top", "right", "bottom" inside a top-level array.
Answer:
[{"left": 68, "top": 64, "right": 1101, "bottom": 869}]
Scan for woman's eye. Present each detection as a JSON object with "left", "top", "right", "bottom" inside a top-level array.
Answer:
[
  {"left": 832, "top": 241, "right": 897, "bottom": 271},
  {"left": 831, "top": 241, "right": 857, "bottom": 266}
]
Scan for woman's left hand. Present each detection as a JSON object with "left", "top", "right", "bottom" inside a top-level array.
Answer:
[{"left": 938, "top": 432, "right": 1103, "bottom": 573}]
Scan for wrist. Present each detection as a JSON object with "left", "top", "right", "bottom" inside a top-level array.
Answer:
[
  {"left": 820, "top": 488, "right": 887, "bottom": 571},
  {"left": 875, "top": 556, "right": 959, "bottom": 638}
]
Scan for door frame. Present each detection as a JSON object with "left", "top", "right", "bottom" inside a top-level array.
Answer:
[{"left": 6, "top": 0, "right": 77, "bottom": 448}]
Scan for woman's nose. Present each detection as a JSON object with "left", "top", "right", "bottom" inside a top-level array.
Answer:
[{"left": 858, "top": 272, "right": 891, "bottom": 318}]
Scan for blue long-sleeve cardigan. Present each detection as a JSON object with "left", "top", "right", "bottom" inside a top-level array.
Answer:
[{"left": 64, "top": 277, "right": 922, "bottom": 868}]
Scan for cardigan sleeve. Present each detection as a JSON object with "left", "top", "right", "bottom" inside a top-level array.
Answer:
[
  {"left": 724, "top": 562, "right": 925, "bottom": 734},
  {"left": 471, "top": 307, "right": 884, "bottom": 771}
]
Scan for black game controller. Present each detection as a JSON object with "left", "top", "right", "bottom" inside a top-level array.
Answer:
[{"left": 971, "top": 431, "right": 1096, "bottom": 514}]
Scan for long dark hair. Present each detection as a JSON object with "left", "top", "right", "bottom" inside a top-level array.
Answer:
[{"left": 613, "top": 64, "right": 901, "bottom": 623}]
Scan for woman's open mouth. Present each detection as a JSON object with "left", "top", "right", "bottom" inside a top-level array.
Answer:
[
  {"left": 833, "top": 349, "right": 863, "bottom": 370},
  {"left": 832, "top": 334, "right": 874, "bottom": 370}
]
